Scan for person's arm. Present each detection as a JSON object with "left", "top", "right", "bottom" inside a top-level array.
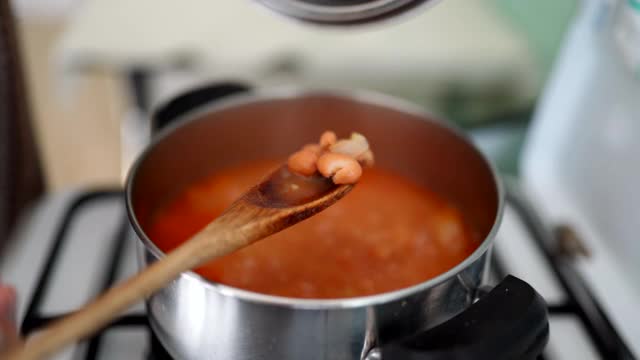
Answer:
[{"left": 0, "top": 285, "right": 18, "bottom": 350}]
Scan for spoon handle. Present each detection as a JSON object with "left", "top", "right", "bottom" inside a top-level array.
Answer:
[
  {"left": 4, "top": 171, "right": 350, "bottom": 360},
  {"left": 6, "top": 210, "right": 251, "bottom": 360}
]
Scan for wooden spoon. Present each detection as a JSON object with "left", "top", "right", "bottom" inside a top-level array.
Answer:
[{"left": 6, "top": 165, "right": 353, "bottom": 360}]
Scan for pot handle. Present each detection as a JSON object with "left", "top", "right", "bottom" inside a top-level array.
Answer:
[
  {"left": 151, "top": 82, "right": 251, "bottom": 134},
  {"left": 379, "top": 275, "right": 549, "bottom": 360}
]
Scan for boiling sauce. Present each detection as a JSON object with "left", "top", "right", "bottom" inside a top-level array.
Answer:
[{"left": 147, "top": 161, "right": 480, "bottom": 299}]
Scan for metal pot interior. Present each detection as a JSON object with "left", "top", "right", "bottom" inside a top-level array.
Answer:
[{"left": 128, "top": 91, "right": 500, "bottom": 289}]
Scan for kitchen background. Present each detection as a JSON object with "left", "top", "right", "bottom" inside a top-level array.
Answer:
[{"left": 13, "top": 0, "right": 576, "bottom": 190}]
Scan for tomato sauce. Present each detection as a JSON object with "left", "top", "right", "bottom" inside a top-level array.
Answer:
[{"left": 147, "top": 160, "right": 480, "bottom": 299}]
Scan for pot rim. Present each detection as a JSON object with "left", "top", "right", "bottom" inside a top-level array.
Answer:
[
  {"left": 254, "top": 0, "right": 440, "bottom": 27},
  {"left": 125, "top": 86, "right": 505, "bottom": 310}
]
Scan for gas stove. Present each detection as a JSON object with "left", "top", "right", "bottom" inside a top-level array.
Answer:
[
  {"left": 4, "top": 2, "right": 639, "bottom": 353},
  {"left": 1, "top": 177, "right": 636, "bottom": 359}
]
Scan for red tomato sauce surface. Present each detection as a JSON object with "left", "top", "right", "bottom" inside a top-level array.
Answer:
[{"left": 147, "top": 160, "right": 480, "bottom": 299}]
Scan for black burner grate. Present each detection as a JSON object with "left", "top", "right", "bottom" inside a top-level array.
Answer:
[
  {"left": 148, "top": 331, "right": 173, "bottom": 360},
  {"left": 19, "top": 188, "right": 637, "bottom": 359},
  {"left": 19, "top": 191, "right": 154, "bottom": 359}
]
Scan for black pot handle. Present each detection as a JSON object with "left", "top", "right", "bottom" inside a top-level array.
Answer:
[
  {"left": 151, "top": 82, "right": 251, "bottom": 134},
  {"left": 380, "top": 275, "right": 549, "bottom": 360}
]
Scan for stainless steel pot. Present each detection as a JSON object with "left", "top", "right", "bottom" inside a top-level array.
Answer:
[{"left": 126, "top": 84, "right": 548, "bottom": 360}]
